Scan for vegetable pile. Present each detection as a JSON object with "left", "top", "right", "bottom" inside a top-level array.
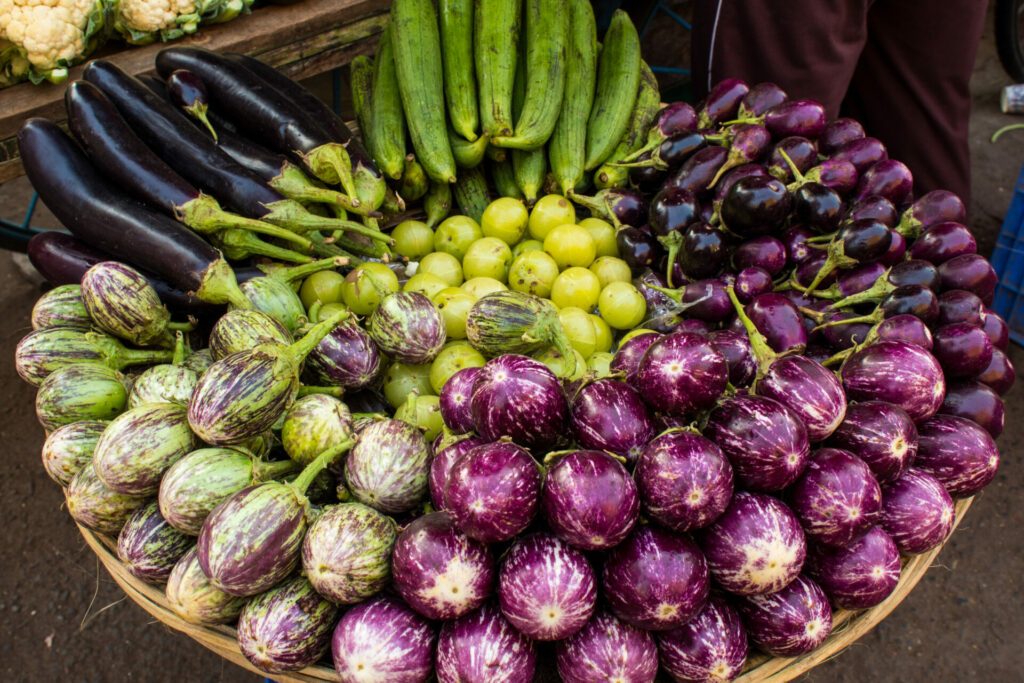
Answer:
[{"left": 16, "top": 1, "right": 1013, "bottom": 681}]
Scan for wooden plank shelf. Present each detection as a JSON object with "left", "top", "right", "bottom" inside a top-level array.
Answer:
[{"left": 0, "top": 0, "right": 390, "bottom": 184}]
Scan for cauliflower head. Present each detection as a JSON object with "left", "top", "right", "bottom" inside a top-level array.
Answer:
[
  {"left": 0, "top": 0, "right": 112, "bottom": 84},
  {"left": 115, "top": 0, "right": 252, "bottom": 45}
]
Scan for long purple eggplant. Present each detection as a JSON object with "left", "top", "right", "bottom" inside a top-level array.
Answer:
[
  {"left": 17, "top": 119, "right": 250, "bottom": 310},
  {"left": 81, "top": 61, "right": 388, "bottom": 250},
  {"left": 66, "top": 80, "right": 316, "bottom": 262}
]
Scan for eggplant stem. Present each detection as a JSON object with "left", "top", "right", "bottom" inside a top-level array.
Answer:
[
  {"left": 297, "top": 385, "right": 344, "bottom": 398},
  {"left": 212, "top": 229, "right": 314, "bottom": 264},
  {"left": 307, "top": 233, "right": 363, "bottom": 265},
  {"left": 290, "top": 438, "right": 356, "bottom": 494},
  {"left": 194, "top": 258, "right": 252, "bottom": 309},
  {"left": 725, "top": 285, "right": 778, "bottom": 379},
  {"left": 286, "top": 309, "right": 350, "bottom": 363},
  {"left": 827, "top": 269, "right": 893, "bottom": 309},
  {"left": 252, "top": 459, "right": 301, "bottom": 483},
  {"left": 185, "top": 101, "right": 217, "bottom": 141},
  {"left": 271, "top": 165, "right": 381, "bottom": 217},
  {"left": 622, "top": 138, "right": 659, "bottom": 163},
  {"left": 166, "top": 320, "right": 196, "bottom": 333},
  {"left": 778, "top": 149, "right": 806, "bottom": 185},
  {"left": 812, "top": 308, "right": 883, "bottom": 332},
  {"left": 302, "top": 143, "right": 360, "bottom": 204},
  {"left": 170, "top": 332, "right": 187, "bottom": 365}
]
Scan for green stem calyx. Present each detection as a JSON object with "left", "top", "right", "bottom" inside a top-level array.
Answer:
[
  {"left": 290, "top": 439, "right": 355, "bottom": 494},
  {"left": 725, "top": 285, "right": 778, "bottom": 380}
]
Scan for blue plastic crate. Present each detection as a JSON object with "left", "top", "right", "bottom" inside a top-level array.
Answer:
[{"left": 990, "top": 161, "right": 1024, "bottom": 346}]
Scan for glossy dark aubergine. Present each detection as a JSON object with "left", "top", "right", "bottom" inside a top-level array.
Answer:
[
  {"left": 845, "top": 196, "right": 898, "bottom": 226},
  {"left": 617, "top": 227, "right": 662, "bottom": 270},
  {"left": 734, "top": 267, "right": 773, "bottom": 304},
  {"left": 831, "top": 137, "right": 888, "bottom": 175},
  {"left": 782, "top": 226, "right": 816, "bottom": 265},
  {"left": 720, "top": 176, "right": 791, "bottom": 236},
  {"left": 818, "top": 313, "right": 872, "bottom": 351},
  {"left": 897, "top": 190, "right": 967, "bottom": 237},
  {"left": 801, "top": 159, "right": 859, "bottom": 197},
  {"left": 707, "top": 329, "right": 756, "bottom": 387},
  {"left": 855, "top": 159, "right": 913, "bottom": 205},
  {"left": 713, "top": 164, "right": 770, "bottom": 207},
  {"left": 679, "top": 224, "right": 729, "bottom": 279},
  {"left": 734, "top": 236, "right": 787, "bottom": 275},
  {"left": 937, "top": 290, "right": 984, "bottom": 327},
  {"left": 875, "top": 314, "right": 934, "bottom": 350},
  {"left": 762, "top": 99, "right": 826, "bottom": 138},
  {"left": 795, "top": 252, "right": 836, "bottom": 289},
  {"left": 881, "top": 285, "right": 940, "bottom": 324},
  {"left": 793, "top": 183, "right": 843, "bottom": 233},
  {"left": 909, "top": 222, "right": 977, "bottom": 264},
  {"left": 649, "top": 187, "right": 701, "bottom": 236},
  {"left": 878, "top": 230, "right": 908, "bottom": 266},
  {"left": 819, "top": 118, "right": 865, "bottom": 155},
  {"left": 976, "top": 348, "right": 1015, "bottom": 395},
  {"left": 738, "top": 82, "right": 788, "bottom": 118},
  {"left": 767, "top": 136, "right": 816, "bottom": 182},
  {"left": 932, "top": 323, "right": 994, "bottom": 379},
  {"left": 667, "top": 146, "right": 729, "bottom": 195},
  {"left": 711, "top": 124, "right": 772, "bottom": 186},
  {"left": 937, "top": 254, "right": 997, "bottom": 305},
  {"left": 982, "top": 311, "right": 1010, "bottom": 350},
  {"left": 939, "top": 381, "right": 1005, "bottom": 438},
  {"left": 834, "top": 263, "right": 887, "bottom": 298},
  {"left": 837, "top": 219, "right": 893, "bottom": 262},
  {"left": 629, "top": 160, "right": 667, "bottom": 192},
  {"left": 746, "top": 293, "right": 808, "bottom": 353},
  {"left": 698, "top": 78, "right": 749, "bottom": 128},
  {"left": 890, "top": 259, "right": 941, "bottom": 290},
  {"left": 649, "top": 132, "right": 707, "bottom": 171}
]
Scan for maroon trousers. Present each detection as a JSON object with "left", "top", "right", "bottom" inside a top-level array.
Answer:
[{"left": 690, "top": 0, "right": 988, "bottom": 206}]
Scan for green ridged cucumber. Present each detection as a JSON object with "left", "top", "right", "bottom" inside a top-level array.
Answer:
[
  {"left": 452, "top": 167, "right": 491, "bottom": 223},
  {"left": 490, "top": 158, "right": 524, "bottom": 199},
  {"left": 548, "top": 0, "right": 597, "bottom": 194},
  {"left": 368, "top": 26, "right": 407, "bottom": 180},
  {"left": 424, "top": 181, "right": 453, "bottom": 228},
  {"left": 584, "top": 10, "right": 641, "bottom": 170},
  {"left": 398, "top": 155, "right": 429, "bottom": 202},
  {"left": 595, "top": 61, "right": 661, "bottom": 189},
  {"left": 475, "top": 0, "right": 522, "bottom": 138},
  {"left": 439, "top": 0, "right": 480, "bottom": 141},
  {"left": 449, "top": 126, "right": 490, "bottom": 168},
  {"left": 349, "top": 55, "right": 374, "bottom": 141}
]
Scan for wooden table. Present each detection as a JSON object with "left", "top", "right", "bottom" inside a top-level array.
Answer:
[{"left": 0, "top": 0, "right": 389, "bottom": 184}]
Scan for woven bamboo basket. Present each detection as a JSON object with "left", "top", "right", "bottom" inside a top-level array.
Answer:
[{"left": 77, "top": 496, "right": 972, "bottom": 683}]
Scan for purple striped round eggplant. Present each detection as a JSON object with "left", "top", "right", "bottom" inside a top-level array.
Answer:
[
  {"left": 541, "top": 450, "right": 639, "bottom": 550},
  {"left": 41, "top": 420, "right": 105, "bottom": 487},
  {"left": 470, "top": 355, "right": 568, "bottom": 448},
  {"left": 634, "top": 430, "right": 734, "bottom": 532},
  {"left": 429, "top": 435, "right": 486, "bottom": 509},
  {"left": 158, "top": 448, "right": 296, "bottom": 535},
  {"left": 841, "top": 341, "right": 946, "bottom": 422},
  {"left": 940, "top": 380, "right": 1005, "bottom": 437},
  {"left": 555, "top": 611, "right": 658, "bottom": 683},
  {"left": 570, "top": 379, "right": 655, "bottom": 463},
  {"left": 808, "top": 526, "right": 901, "bottom": 609},
  {"left": 636, "top": 332, "right": 728, "bottom": 416},
  {"left": 436, "top": 603, "right": 536, "bottom": 683},
  {"left": 610, "top": 332, "right": 661, "bottom": 383},
  {"left": 31, "top": 284, "right": 91, "bottom": 330},
  {"left": 602, "top": 525, "right": 710, "bottom": 631},
  {"left": 35, "top": 362, "right": 128, "bottom": 430},
  {"left": 705, "top": 395, "right": 810, "bottom": 491},
  {"left": 165, "top": 547, "right": 248, "bottom": 624},
  {"left": 788, "top": 448, "right": 883, "bottom": 547},
  {"left": 189, "top": 313, "right": 346, "bottom": 445},
  {"left": 237, "top": 576, "right": 339, "bottom": 674},
  {"left": 391, "top": 511, "right": 495, "bottom": 620},
  {"left": 116, "top": 502, "right": 194, "bottom": 584},
  {"left": 444, "top": 440, "right": 542, "bottom": 543},
  {"left": 15, "top": 327, "right": 172, "bottom": 387},
  {"left": 827, "top": 401, "right": 918, "bottom": 483},
  {"left": 369, "top": 291, "right": 446, "bottom": 364},
  {"left": 301, "top": 502, "right": 396, "bottom": 604},
  {"left": 197, "top": 482, "right": 307, "bottom": 597},
  {"left": 92, "top": 403, "right": 196, "bottom": 496},
  {"left": 707, "top": 329, "right": 757, "bottom": 387},
  {"left": 344, "top": 419, "right": 430, "bottom": 514},
  {"left": 331, "top": 595, "right": 435, "bottom": 683},
  {"left": 81, "top": 261, "right": 172, "bottom": 347},
  {"left": 498, "top": 533, "right": 597, "bottom": 640},
  {"left": 306, "top": 319, "right": 382, "bottom": 389},
  {"left": 127, "top": 363, "right": 198, "bottom": 408},
  {"left": 439, "top": 366, "right": 481, "bottom": 434},
  {"left": 880, "top": 468, "right": 955, "bottom": 554},
  {"left": 66, "top": 463, "right": 148, "bottom": 535},
  {"left": 657, "top": 596, "right": 748, "bottom": 683},
  {"left": 735, "top": 574, "right": 832, "bottom": 657},
  {"left": 699, "top": 492, "right": 806, "bottom": 596},
  {"left": 914, "top": 415, "right": 999, "bottom": 497},
  {"left": 182, "top": 348, "right": 214, "bottom": 375},
  {"left": 209, "top": 309, "right": 292, "bottom": 360},
  {"left": 758, "top": 355, "right": 846, "bottom": 442},
  {"left": 281, "top": 394, "right": 353, "bottom": 466},
  {"left": 237, "top": 276, "right": 309, "bottom": 334}
]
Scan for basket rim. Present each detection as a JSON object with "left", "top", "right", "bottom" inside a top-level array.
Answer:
[{"left": 78, "top": 496, "right": 974, "bottom": 683}]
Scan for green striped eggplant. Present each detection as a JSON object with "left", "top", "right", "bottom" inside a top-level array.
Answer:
[
  {"left": 281, "top": 394, "right": 354, "bottom": 466},
  {"left": 158, "top": 448, "right": 299, "bottom": 535},
  {"left": 301, "top": 502, "right": 396, "bottom": 604},
  {"left": 237, "top": 576, "right": 339, "bottom": 673},
  {"left": 81, "top": 261, "right": 175, "bottom": 348},
  {"left": 41, "top": 420, "right": 107, "bottom": 487},
  {"left": 116, "top": 502, "right": 195, "bottom": 584},
  {"left": 209, "top": 309, "right": 293, "bottom": 360},
  {"left": 128, "top": 333, "right": 198, "bottom": 408},
  {"left": 344, "top": 419, "right": 431, "bottom": 514},
  {"left": 31, "top": 285, "right": 92, "bottom": 330},
  {"left": 235, "top": 257, "right": 346, "bottom": 334},
  {"left": 368, "top": 292, "right": 446, "bottom": 364},
  {"left": 166, "top": 547, "right": 249, "bottom": 625},
  {"left": 188, "top": 311, "right": 348, "bottom": 446},
  {"left": 197, "top": 439, "right": 354, "bottom": 597},
  {"left": 92, "top": 403, "right": 197, "bottom": 496},
  {"left": 465, "top": 290, "right": 577, "bottom": 375},
  {"left": 15, "top": 327, "right": 174, "bottom": 386},
  {"left": 181, "top": 348, "right": 214, "bottom": 375},
  {"left": 35, "top": 363, "right": 129, "bottom": 430},
  {"left": 66, "top": 463, "right": 148, "bottom": 535}
]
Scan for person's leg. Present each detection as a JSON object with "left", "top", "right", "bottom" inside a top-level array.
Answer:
[
  {"left": 690, "top": 0, "right": 871, "bottom": 117},
  {"left": 843, "top": 0, "right": 988, "bottom": 204}
]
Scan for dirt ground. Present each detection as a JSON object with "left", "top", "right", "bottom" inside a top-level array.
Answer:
[{"left": 1, "top": 10, "right": 1022, "bottom": 683}]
